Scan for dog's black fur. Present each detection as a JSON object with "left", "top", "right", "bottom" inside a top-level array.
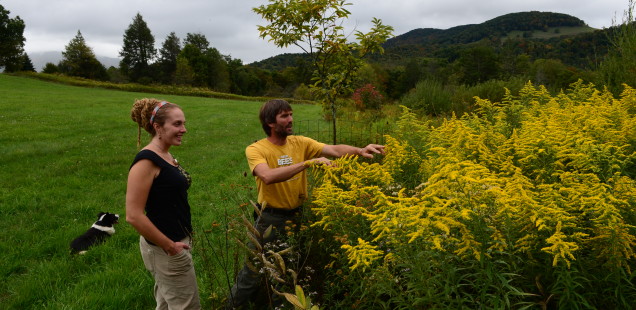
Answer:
[{"left": 70, "top": 212, "right": 119, "bottom": 254}]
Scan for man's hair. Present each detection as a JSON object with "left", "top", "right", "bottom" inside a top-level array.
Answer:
[{"left": 259, "top": 99, "right": 292, "bottom": 136}]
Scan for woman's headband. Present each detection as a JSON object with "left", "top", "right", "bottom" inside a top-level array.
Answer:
[{"left": 149, "top": 101, "right": 168, "bottom": 125}]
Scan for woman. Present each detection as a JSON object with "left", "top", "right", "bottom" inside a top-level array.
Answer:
[{"left": 126, "top": 98, "right": 201, "bottom": 310}]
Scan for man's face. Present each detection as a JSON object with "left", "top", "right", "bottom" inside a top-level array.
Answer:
[{"left": 270, "top": 109, "right": 293, "bottom": 137}]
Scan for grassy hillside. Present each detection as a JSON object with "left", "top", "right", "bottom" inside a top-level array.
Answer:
[
  {"left": 503, "top": 25, "right": 596, "bottom": 40},
  {"left": 0, "top": 74, "right": 323, "bottom": 309}
]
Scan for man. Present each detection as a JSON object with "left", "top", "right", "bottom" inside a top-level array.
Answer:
[{"left": 227, "top": 99, "right": 384, "bottom": 309}]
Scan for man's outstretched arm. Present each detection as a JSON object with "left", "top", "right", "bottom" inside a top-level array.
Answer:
[{"left": 321, "top": 144, "right": 385, "bottom": 159}]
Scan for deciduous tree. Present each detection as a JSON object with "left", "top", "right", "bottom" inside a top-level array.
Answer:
[
  {"left": 456, "top": 44, "right": 500, "bottom": 85},
  {"left": 599, "top": 0, "right": 636, "bottom": 95},
  {"left": 179, "top": 33, "right": 230, "bottom": 91},
  {"left": 0, "top": 4, "right": 25, "bottom": 72},
  {"left": 173, "top": 54, "right": 195, "bottom": 85},
  {"left": 253, "top": 0, "right": 393, "bottom": 143}
]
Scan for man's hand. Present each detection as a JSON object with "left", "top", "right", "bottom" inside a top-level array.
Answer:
[
  {"left": 359, "top": 144, "right": 385, "bottom": 158},
  {"left": 307, "top": 157, "right": 333, "bottom": 166}
]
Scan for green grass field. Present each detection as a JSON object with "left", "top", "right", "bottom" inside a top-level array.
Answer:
[{"left": 0, "top": 74, "right": 323, "bottom": 309}]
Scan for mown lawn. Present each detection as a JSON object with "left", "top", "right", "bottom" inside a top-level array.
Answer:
[{"left": 0, "top": 74, "right": 323, "bottom": 309}]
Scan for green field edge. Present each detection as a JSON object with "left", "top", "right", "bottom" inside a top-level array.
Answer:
[{"left": 7, "top": 71, "right": 316, "bottom": 105}]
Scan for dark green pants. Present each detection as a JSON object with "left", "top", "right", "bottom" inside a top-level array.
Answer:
[{"left": 227, "top": 209, "right": 301, "bottom": 309}]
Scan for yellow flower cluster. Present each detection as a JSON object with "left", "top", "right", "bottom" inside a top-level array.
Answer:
[
  {"left": 341, "top": 238, "right": 384, "bottom": 271},
  {"left": 309, "top": 80, "right": 636, "bottom": 272}
]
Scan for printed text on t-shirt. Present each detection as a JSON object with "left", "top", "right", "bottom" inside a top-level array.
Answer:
[{"left": 278, "top": 155, "right": 293, "bottom": 166}]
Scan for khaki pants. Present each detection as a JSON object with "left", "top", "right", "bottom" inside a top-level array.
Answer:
[{"left": 140, "top": 236, "right": 201, "bottom": 310}]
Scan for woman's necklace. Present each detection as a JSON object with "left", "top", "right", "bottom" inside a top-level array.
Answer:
[{"left": 151, "top": 142, "right": 178, "bottom": 166}]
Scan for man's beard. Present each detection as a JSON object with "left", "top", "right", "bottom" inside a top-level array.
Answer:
[{"left": 274, "top": 125, "right": 293, "bottom": 137}]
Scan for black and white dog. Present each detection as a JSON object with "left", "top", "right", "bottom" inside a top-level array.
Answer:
[{"left": 70, "top": 212, "right": 119, "bottom": 254}]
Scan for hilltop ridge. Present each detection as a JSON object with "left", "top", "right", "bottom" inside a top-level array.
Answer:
[
  {"left": 251, "top": 11, "right": 602, "bottom": 70},
  {"left": 385, "top": 11, "right": 590, "bottom": 47}
]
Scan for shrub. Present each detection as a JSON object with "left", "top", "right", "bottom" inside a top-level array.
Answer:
[
  {"left": 293, "top": 83, "right": 318, "bottom": 101},
  {"left": 399, "top": 78, "right": 453, "bottom": 116},
  {"left": 351, "top": 84, "right": 384, "bottom": 111},
  {"left": 451, "top": 77, "right": 527, "bottom": 111},
  {"left": 41, "top": 62, "right": 59, "bottom": 74}
]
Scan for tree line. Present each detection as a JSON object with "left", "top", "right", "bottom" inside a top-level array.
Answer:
[
  {"left": 43, "top": 13, "right": 273, "bottom": 97},
  {"left": 0, "top": 8, "right": 278, "bottom": 97},
  {"left": 2, "top": 3, "right": 635, "bottom": 107}
]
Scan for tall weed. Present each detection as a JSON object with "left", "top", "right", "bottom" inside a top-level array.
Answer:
[{"left": 305, "top": 80, "right": 636, "bottom": 309}]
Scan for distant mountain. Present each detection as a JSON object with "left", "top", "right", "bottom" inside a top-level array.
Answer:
[
  {"left": 251, "top": 11, "right": 604, "bottom": 70},
  {"left": 249, "top": 53, "right": 309, "bottom": 71},
  {"left": 384, "top": 11, "right": 589, "bottom": 48},
  {"left": 29, "top": 51, "right": 120, "bottom": 72}
]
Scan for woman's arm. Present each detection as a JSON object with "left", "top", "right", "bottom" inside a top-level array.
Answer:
[{"left": 125, "top": 159, "right": 189, "bottom": 255}]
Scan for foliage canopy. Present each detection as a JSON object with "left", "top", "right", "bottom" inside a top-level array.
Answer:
[
  {"left": 253, "top": 0, "right": 393, "bottom": 143},
  {"left": 0, "top": 4, "right": 25, "bottom": 72}
]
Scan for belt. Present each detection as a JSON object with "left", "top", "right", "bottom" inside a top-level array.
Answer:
[
  {"left": 262, "top": 207, "right": 301, "bottom": 216},
  {"left": 257, "top": 203, "right": 302, "bottom": 216}
]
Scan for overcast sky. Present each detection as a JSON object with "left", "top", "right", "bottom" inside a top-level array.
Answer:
[{"left": 2, "top": 0, "right": 631, "bottom": 65}]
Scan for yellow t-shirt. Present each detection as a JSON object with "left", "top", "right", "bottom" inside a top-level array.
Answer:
[{"left": 246, "top": 135, "right": 325, "bottom": 209}]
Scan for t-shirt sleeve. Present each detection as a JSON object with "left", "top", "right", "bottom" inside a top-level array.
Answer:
[
  {"left": 304, "top": 136, "right": 326, "bottom": 159},
  {"left": 130, "top": 149, "right": 163, "bottom": 170},
  {"left": 246, "top": 144, "right": 267, "bottom": 174}
]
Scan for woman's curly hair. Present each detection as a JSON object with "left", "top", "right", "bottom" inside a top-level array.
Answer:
[{"left": 131, "top": 98, "right": 180, "bottom": 147}]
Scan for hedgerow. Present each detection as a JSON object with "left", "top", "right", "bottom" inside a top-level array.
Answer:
[{"left": 10, "top": 72, "right": 315, "bottom": 105}]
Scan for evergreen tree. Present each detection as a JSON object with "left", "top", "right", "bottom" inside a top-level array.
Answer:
[
  {"left": 58, "top": 30, "right": 108, "bottom": 80},
  {"left": 0, "top": 4, "right": 25, "bottom": 72},
  {"left": 20, "top": 52, "right": 35, "bottom": 72},
  {"left": 119, "top": 13, "right": 156, "bottom": 82},
  {"left": 158, "top": 32, "right": 181, "bottom": 83}
]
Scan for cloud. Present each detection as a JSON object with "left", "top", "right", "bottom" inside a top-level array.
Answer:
[{"left": 2, "top": 0, "right": 630, "bottom": 66}]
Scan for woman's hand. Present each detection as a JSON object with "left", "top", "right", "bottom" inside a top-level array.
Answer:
[{"left": 165, "top": 241, "right": 191, "bottom": 256}]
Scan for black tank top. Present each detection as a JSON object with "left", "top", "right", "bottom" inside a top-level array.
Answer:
[{"left": 131, "top": 149, "right": 193, "bottom": 242}]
